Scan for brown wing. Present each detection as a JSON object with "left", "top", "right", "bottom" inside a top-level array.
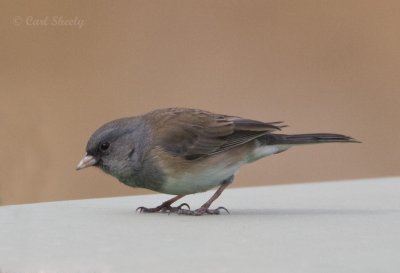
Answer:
[{"left": 144, "top": 108, "right": 284, "bottom": 160}]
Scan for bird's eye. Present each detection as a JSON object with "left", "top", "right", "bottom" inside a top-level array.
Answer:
[{"left": 99, "top": 142, "right": 110, "bottom": 152}]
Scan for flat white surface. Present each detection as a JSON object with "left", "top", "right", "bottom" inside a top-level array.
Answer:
[{"left": 1, "top": 177, "right": 400, "bottom": 273}]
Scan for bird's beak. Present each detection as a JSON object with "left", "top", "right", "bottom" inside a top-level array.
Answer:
[{"left": 76, "top": 154, "right": 97, "bottom": 170}]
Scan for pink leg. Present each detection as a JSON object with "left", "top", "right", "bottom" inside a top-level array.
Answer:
[{"left": 178, "top": 176, "right": 234, "bottom": 216}]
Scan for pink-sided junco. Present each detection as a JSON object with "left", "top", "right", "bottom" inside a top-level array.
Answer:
[{"left": 77, "top": 108, "right": 359, "bottom": 215}]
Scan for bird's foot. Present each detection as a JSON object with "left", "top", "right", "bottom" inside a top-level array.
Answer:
[
  {"left": 177, "top": 206, "right": 230, "bottom": 216},
  {"left": 136, "top": 203, "right": 190, "bottom": 213}
]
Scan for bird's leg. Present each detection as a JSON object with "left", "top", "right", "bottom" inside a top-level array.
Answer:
[
  {"left": 178, "top": 176, "right": 234, "bottom": 216},
  {"left": 136, "top": 195, "right": 189, "bottom": 213}
]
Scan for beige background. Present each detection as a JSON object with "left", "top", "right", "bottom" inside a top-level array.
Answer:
[{"left": 1, "top": 0, "right": 399, "bottom": 205}]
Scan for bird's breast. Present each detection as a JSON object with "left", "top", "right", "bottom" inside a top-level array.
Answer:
[
  {"left": 149, "top": 142, "right": 288, "bottom": 195},
  {"left": 161, "top": 163, "right": 241, "bottom": 195},
  {"left": 151, "top": 146, "right": 251, "bottom": 195}
]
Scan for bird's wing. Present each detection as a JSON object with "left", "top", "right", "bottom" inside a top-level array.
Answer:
[{"left": 145, "top": 108, "right": 285, "bottom": 160}]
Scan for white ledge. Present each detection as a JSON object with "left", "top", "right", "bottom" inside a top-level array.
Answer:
[{"left": 1, "top": 176, "right": 400, "bottom": 273}]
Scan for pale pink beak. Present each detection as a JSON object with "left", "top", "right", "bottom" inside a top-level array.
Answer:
[{"left": 76, "top": 154, "right": 97, "bottom": 170}]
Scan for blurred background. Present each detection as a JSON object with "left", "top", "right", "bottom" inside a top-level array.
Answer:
[{"left": 1, "top": 0, "right": 399, "bottom": 205}]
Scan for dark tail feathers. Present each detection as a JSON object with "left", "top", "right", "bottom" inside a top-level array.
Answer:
[{"left": 265, "top": 133, "right": 360, "bottom": 145}]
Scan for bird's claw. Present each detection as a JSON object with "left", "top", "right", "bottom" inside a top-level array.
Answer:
[
  {"left": 177, "top": 206, "right": 230, "bottom": 216},
  {"left": 213, "top": 206, "right": 230, "bottom": 214},
  {"left": 136, "top": 203, "right": 191, "bottom": 214},
  {"left": 136, "top": 206, "right": 155, "bottom": 213},
  {"left": 165, "top": 203, "right": 191, "bottom": 214},
  {"left": 136, "top": 203, "right": 230, "bottom": 216}
]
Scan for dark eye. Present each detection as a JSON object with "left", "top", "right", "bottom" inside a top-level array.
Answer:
[{"left": 99, "top": 142, "right": 110, "bottom": 152}]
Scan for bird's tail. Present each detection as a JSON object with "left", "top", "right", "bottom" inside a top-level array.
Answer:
[{"left": 265, "top": 133, "right": 360, "bottom": 145}]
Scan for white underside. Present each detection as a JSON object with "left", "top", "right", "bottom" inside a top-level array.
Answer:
[
  {"left": 161, "top": 164, "right": 241, "bottom": 195},
  {"left": 247, "top": 144, "right": 290, "bottom": 162},
  {"left": 161, "top": 144, "right": 291, "bottom": 195}
]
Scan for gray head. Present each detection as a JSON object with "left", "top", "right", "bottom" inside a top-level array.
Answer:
[{"left": 76, "top": 117, "right": 148, "bottom": 180}]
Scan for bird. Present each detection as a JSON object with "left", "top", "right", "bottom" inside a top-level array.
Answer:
[{"left": 76, "top": 107, "right": 359, "bottom": 216}]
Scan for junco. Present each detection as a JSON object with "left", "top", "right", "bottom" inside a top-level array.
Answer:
[{"left": 77, "top": 108, "right": 359, "bottom": 215}]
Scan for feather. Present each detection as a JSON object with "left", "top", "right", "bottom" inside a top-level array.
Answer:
[{"left": 144, "top": 108, "right": 283, "bottom": 160}]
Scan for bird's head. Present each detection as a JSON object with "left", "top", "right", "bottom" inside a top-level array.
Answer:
[{"left": 76, "top": 117, "right": 146, "bottom": 178}]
